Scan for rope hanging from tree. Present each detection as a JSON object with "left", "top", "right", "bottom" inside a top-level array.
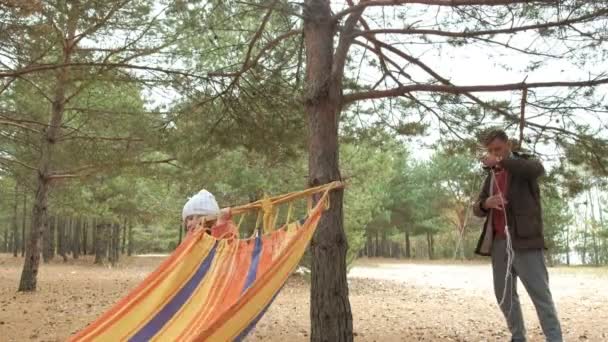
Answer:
[{"left": 519, "top": 87, "right": 528, "bottom": 150}]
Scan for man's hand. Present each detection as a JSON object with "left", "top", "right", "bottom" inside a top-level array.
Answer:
[
  {"left": 484, "top": 195, "right": 507, "bottom": 211},
  {"left": 482, "top": 154, "right": 502, "bottom": 168}
]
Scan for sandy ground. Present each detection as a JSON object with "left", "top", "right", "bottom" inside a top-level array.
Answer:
[{"left": 0, "top": 255, "right": 607, "bottom": 341}]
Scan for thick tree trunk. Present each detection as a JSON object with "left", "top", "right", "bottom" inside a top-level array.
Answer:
[
  {"left": 18, "top": 22, "right": 75, "bottom": 291},
  {"left": 19, "top": 177, "right": 52, "bottom": 291},
  {"left": 21, "top": 192, "right": 27, "bottom": 257},
  {"left": 304, "top": 1, "right": 353, "bottom": 339},
  {"left": 12, "top": 183, "right": 19, "bottom": 257}
]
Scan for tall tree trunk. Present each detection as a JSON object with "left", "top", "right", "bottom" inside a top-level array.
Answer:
[
  {"left": 72, "top": 218, "right": 80, "bottom": 259},
  {"left": 596, "top": 189, "right": 606, "bottom": 264},
  {"left": 381, "top": 229, "right": 388, "bottom": 258},
  {"left": 106, "top": 223, "right": 112, "bottom": 263},
  {"left": 4, "top": 222, "right": 9, "bottom": 253},
  {"left": 18, "top": 19, "right": 76, "bottom": 291},
  {"left": 589, "top": 190, "right": 600, "bottom": 266},
  {"left": 108, "top": 223, "right": 115, "bottom": 265},
  {"left": 92, "top": 218, "right": 97, "bottom": 256},
  {"left": 42, "top": 215, "right": 52, "bottom": 263},
  {"left": 581, "top": 197, "right": 589, "bottom": 264},
  {"left": 405, "top": 230, "right": 411, "bottom": 258},
  {"left": 127, "top": 222, "right": 133, "bottom": 256},
  {"left": 66, "top": 217, "right": 72, "bottom": 256},
  {"left": 21, "top": 192, "right": 27, "bottom": 257},
  {"left": 122, "top": 219, "right": 127, "bottom": 255},
  {"left": 427, "top": 231, "right": 434, "bottom": 260},
  {"left": 177, "top": 221, "right": 183, "bottom": 246},
  {"left": 565, "top": 225, "right": 571, "bottom": 266},
  {"left": 58, "top": 217, "right": 67, "bottom": 262},
  {"left": 82, "top": 219, "right": 87, "bottom": 255},
  {"left": 94, "top": 223, "right": 108, "bottom": 264},
  {"left": 110, "top": 223, "right": 120, "bottom": 265},
  {"left": 373, "top": 231, "right": 378, "bottom": 257},
  {"left": 365, "top": 231, "right": 372, "bottom": 257},
  {"left": 12, "top": 183, "right": 20, "bottom": 257},
  {"left": 57, "top": 217, "right": 63, "bottom": 260},
  {"left": 304, "top": 1, "right": 354, "bottom": 339}
]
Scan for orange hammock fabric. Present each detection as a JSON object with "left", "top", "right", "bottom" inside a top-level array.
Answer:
[{"left": 69, "top": 182, "right": 341, "bottom": 341}]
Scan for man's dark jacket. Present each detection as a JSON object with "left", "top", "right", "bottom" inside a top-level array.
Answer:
[{"left": 473, "top": 152, "right": 546, "bottom": 256}]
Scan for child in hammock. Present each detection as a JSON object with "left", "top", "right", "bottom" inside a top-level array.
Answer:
[{"left": 182, "top": 189, "right": 238, "bottom": 239}]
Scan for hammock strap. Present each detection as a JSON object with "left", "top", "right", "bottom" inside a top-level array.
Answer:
[
  {"left": 237, "top": 213, "right": 246, "bottom": 230},
  {"left": 285, "top": 203, "right": 294, "bottom": 226}
]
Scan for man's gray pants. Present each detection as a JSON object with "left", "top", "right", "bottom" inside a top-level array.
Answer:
[{"left": 491, "top": 238, "right": 563, "bottom": 342}]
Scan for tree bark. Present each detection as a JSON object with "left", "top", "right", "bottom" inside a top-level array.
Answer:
[
  {"left": 304, "top": 1, "right": 353, "bottom": 339},
  {"left": 18, "top": 15, "right": 77, "bottom": 290},
  {"left": 12, "top": 183, "right": 19, "bottom": 257}
]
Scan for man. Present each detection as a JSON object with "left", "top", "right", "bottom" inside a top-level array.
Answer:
[
  {"left": 182, "top": 189, "right": 238, "bottom": 239},
  {"left": 473, "top": 129, "right": 562, "bottom": 342}
]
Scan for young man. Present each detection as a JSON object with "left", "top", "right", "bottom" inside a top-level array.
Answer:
[
  {"left": 182, "top": 189, "right": 237, "bottom": 239},
  {"left": 473, "top": 129, "right": 563, "bottom": 342}
]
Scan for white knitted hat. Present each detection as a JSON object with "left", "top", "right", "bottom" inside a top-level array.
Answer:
[{"left": 182, "top": 189, "right": 220, "bottom": 221}]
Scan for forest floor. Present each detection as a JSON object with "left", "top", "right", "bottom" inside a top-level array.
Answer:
[{"left": 1, "top": 254, "right": 607, "bottom": 341}]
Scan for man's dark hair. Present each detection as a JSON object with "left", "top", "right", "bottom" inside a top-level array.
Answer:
[{"left": 481, "top": 129, "right": 509, "bottom": 146}]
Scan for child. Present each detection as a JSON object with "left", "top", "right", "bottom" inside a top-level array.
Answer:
[{"left": 182, "top": 189, "right": 238, "bottom": 239}]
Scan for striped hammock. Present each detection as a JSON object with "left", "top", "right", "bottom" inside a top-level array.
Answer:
[{"left": 69, "top": 182, "right": 340, "bottom": 341}]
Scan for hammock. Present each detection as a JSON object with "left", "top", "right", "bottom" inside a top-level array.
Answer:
[{"left": 69, "top": 182, "right": 342, "bottom": 342}]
